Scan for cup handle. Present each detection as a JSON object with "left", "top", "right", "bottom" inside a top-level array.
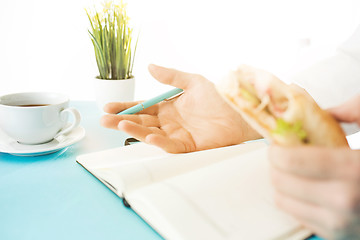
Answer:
[{"left": 54, "top": 107, "right": 81, "bottom": 138}]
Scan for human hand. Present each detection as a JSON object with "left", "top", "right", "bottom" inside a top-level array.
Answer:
[
  {"left": 269, "top": 147, "right": 360, "bottom": 240},
  {"left": 101, "top": 64, "right": 261, "bottom": 153},
  {"left": 269, "top": 94, "right": 360, "bottom": 240},
  {"left": 329, "top": 94, "right": 360, "bottom": 127}
]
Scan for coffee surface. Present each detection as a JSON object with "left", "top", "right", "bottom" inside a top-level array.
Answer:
[{"left": 13, "top": 104, "right": 50, "bottom": 107}]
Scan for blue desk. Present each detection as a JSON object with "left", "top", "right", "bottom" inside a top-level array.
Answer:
[
  {"left": 0, "top": 101, "right": 323, "bottom": 240},
  {"left": 0, "top": 101, "right": 163, "bottom": 240}
]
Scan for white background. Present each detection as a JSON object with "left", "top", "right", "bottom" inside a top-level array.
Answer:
[{"left": 0, "top": 0, "right": 359, "bottom": 100}]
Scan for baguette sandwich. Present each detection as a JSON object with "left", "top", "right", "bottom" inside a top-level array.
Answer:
[{"left": 217, "top": 65, "right": 348, "bottom": 147}]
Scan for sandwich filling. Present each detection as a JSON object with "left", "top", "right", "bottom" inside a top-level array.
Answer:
[{"left": 235, "top": 82, "right": 308, "bottom": 144}]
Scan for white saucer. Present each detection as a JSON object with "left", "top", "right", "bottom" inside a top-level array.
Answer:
[{"left": 0, "top": 126, "right": 85, "bottom": 156}]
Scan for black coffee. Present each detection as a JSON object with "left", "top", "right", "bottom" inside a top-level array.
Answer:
[{"left": 14, "top": 104, "right": 50, "bottom": 107}]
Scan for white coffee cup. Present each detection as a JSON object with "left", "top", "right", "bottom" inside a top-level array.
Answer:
[{"left": 0, "top": 92, "right": 81, "bottom": 145}]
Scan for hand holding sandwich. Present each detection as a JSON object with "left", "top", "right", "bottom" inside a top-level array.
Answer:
[
  {"left": 217, "top": 65, "right": 360, "bottom": 239},
  {"left": 269, "top": 95, "right": 360, "bottom": 240}
]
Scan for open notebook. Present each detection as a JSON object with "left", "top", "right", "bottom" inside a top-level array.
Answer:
[{"left": 76, "top": 141, "right": 312, "bottom": 240}]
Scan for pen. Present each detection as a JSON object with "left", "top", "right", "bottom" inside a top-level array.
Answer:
[{"left": 118, "top": 88, "right": 184, "bottom": 115}]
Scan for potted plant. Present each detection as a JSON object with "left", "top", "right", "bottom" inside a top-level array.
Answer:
[{"left": 86, "top": 0, "right": 138, "bottom": 110}]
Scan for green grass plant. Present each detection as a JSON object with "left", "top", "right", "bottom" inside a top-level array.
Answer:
[{"left": 86, "top": 0, "right": 138, "bottom": 80}]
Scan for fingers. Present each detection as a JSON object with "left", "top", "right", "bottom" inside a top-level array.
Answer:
[
  {"left": 117, "top": 120, "right": 160, "bottom": 143},
  {"left": 268, "top": 146, "right": 360, "bottom": 179},
  {"left": 117, "top": 121, "right": 189, "bottom": 153},
  {"left": 101, "top": 114, "right": 160, "bottom": 130},
  {"left": 148, "top": 64, "right": 205, "bottom": 90},
  {"left": 328, "top": 94, "right": 360, "bottom": 124},
  {"left": 145, "top": 134, "right": 188, "bottom": 153},
  {"left": 271, "top": 167, "right": 342, "bottom": 208},
  {"left": 104, "top": 101, "right": 159, "bottom": 115},
  {"left": 274, "top": 191, "right": 332, "bottom": 240},
  {"left": 270, "top": 145, "right": 360, "bottom": 239}
]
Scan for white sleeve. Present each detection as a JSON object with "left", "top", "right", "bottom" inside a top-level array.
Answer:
[{"left": 291, "top": 25, "right": 360, "bottom": 135}]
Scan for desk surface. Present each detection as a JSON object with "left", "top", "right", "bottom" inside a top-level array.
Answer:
[
  {"left": 0, "top": 101, "right": 323, "bottom": 240},
  {"left": 0, "top": 101, "right": 163, "bottom": 240}
]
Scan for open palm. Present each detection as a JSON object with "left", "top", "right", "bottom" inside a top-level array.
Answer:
[{"left": 101, "top": 64, "right": 260, "bottom": 153}]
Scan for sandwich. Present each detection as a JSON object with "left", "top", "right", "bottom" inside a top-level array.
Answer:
[{"left": 217, "top": 65, "right": 348, "bottom": 147}]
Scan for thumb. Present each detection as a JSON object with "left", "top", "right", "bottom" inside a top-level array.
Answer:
[
  {"left": 328, "top": 94, "right": 360, "bottom": 124},
  {"left": 148, "top": 64, "right": 202, "bottom": 90}
]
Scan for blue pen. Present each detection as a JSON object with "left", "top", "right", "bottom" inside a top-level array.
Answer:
[{"left": 118, "top": 88, "right": 184, "bottom": 115}]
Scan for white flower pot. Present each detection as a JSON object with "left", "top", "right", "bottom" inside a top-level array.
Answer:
[{"left": 94, "top": 77, "right": 135, "bottom": 111}]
